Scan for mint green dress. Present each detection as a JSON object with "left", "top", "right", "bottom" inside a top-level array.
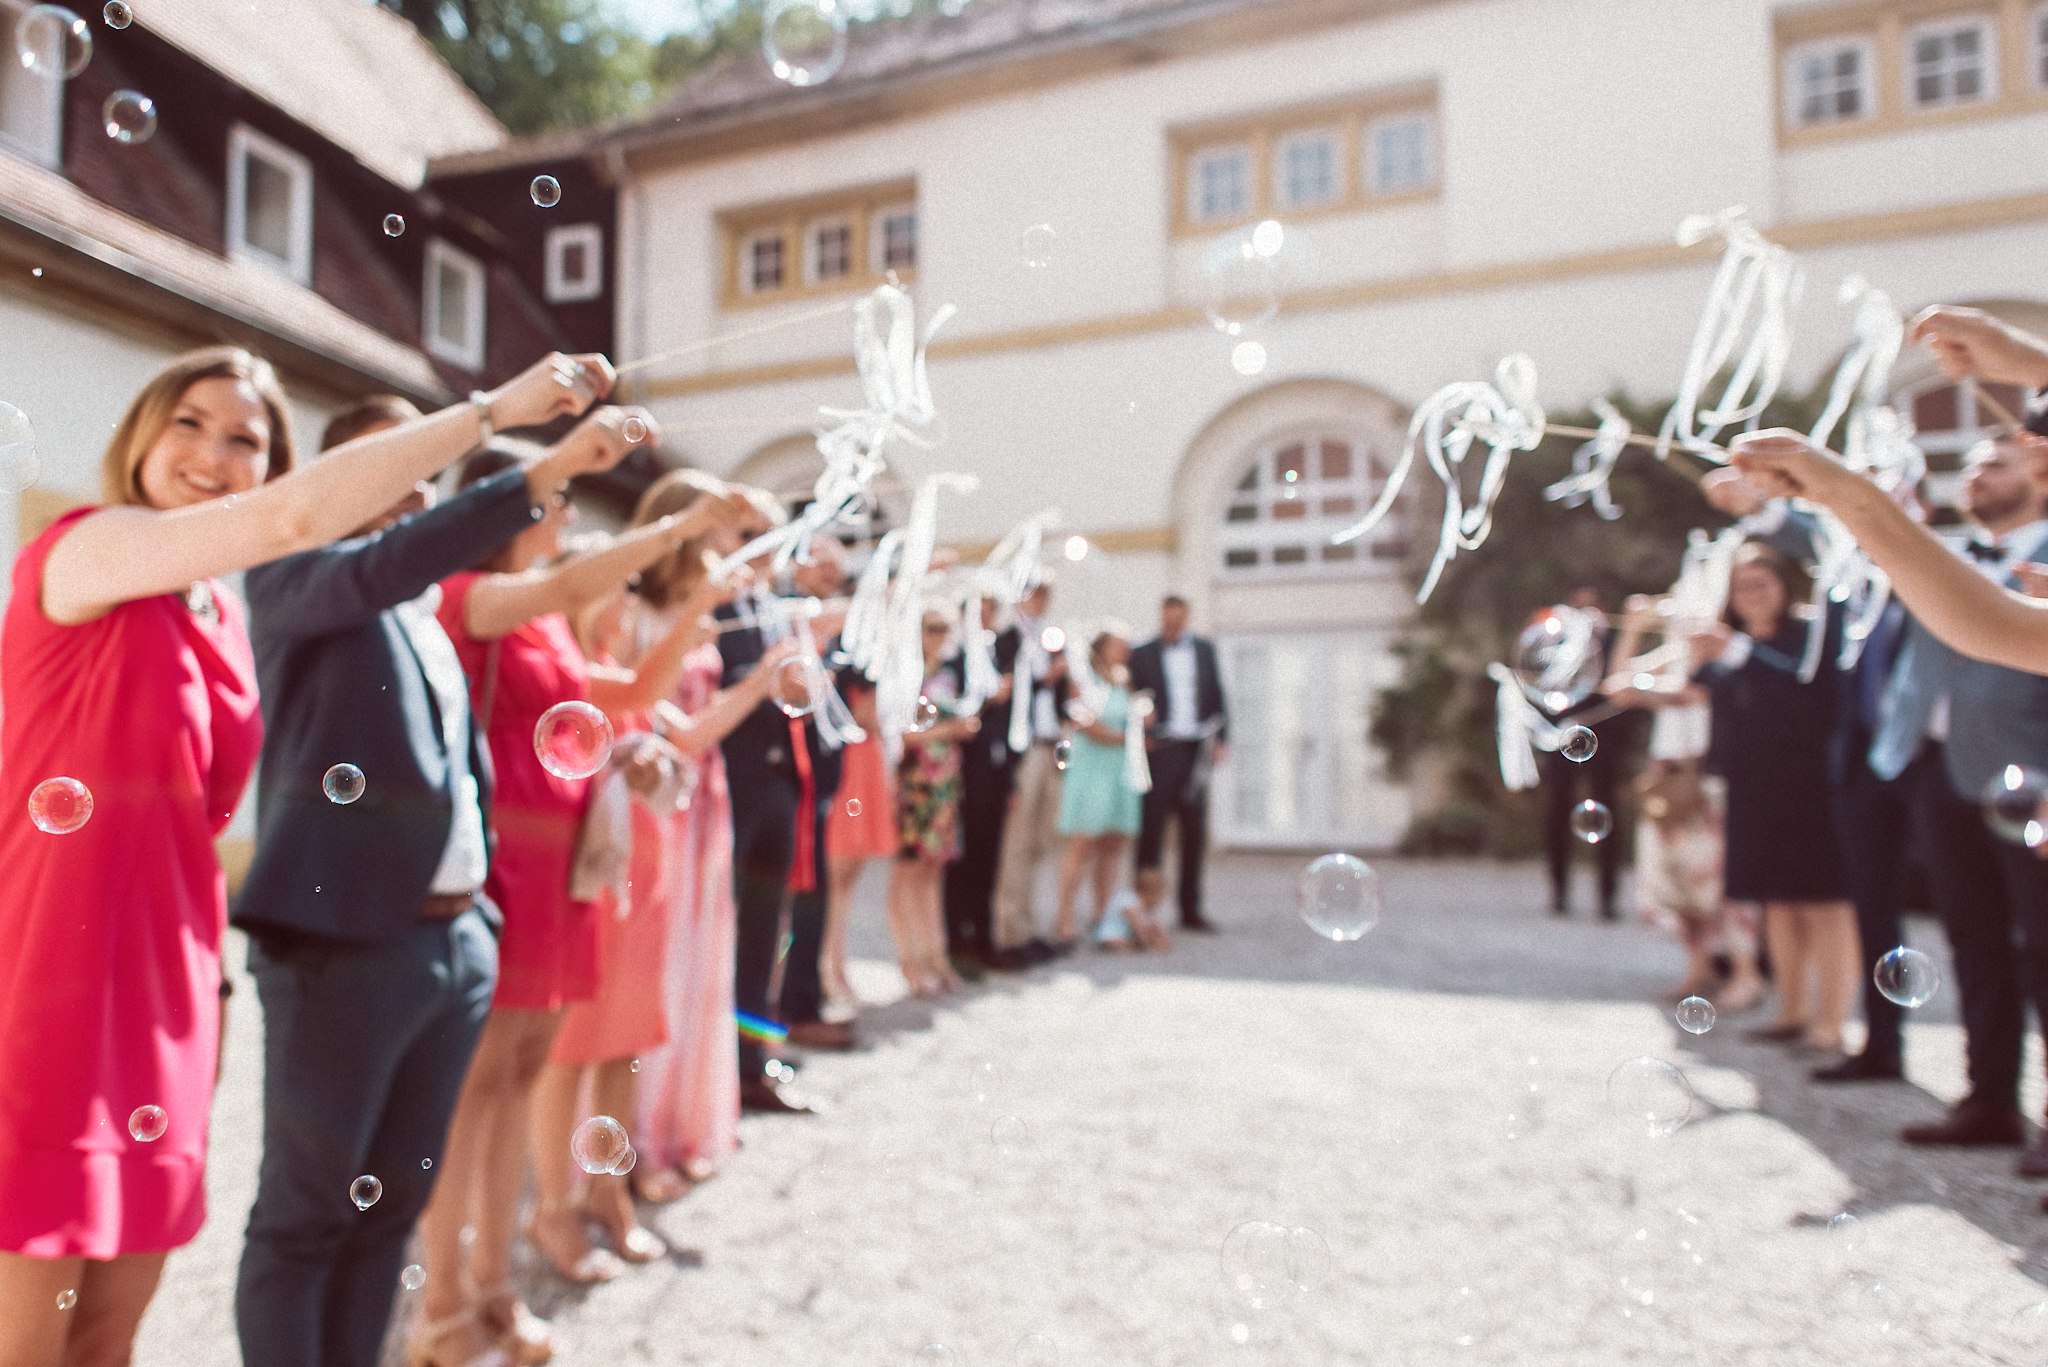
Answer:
[{"left": 1057, "top": 686, "right": 1141, "bottom": 837}]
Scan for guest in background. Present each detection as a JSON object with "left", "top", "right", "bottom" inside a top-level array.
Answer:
[
  {"left": 1537, "top": 584, "right": 1624, "bottom": 921},
  {"left": 1691, "top": 544, "right": 1858, "bottom": 1056},
  {"left": 944, "top": 597, "right": 1020, "bottom": 972},
  {"left": 232, "top": 404, "right": 629, "bottom": 1366},
  {"left": 991, "top": 578, "right": 1068, "bottom": 965},
  {"left": 890, "top": 607, "right": 980, "bottom": 996},
  {"left": 1130, "top": 594, "right": 1229, "bottom": 934},
  {"left": 825, "top": 674, "right": 896, "bottom": 1012},
  {"left": 1054, "top": 624, "right": 1157, "bottom": 950}
]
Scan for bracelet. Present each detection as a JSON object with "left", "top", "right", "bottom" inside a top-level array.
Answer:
[{"left": 470, "top": 390, "right": 495, "bottom": 446}]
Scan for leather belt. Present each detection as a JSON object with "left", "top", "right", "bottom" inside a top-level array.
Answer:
[{"left": 421, "top": 892, "right": 475, "bottom": 921}]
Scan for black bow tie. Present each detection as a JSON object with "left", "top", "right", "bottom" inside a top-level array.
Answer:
[{"left": 1966, "top": 538, "right": 2004, "bottom": 564}]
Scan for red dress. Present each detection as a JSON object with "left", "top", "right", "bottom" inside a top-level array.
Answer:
[
  {"left": 0, "top": 508, "right": 261, "bottom": 1258},
  {"left": 438, "top": 572, "right": 599, "bottom": 1012}
]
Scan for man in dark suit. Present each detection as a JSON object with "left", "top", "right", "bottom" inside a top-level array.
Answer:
[
  {"left": 232, "top": 401, "right": 627, "bottom": 1366},
  {"left": 1130, "top": 594, "right": 1229, "bottom": 933},
  {"left": 1537, "top": 584, "right": 1623, "bottom": 920},
  {"left": 944, "top": 596, "right": 1021, "bottom": 970}
]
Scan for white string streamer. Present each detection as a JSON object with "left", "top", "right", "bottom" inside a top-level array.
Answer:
[{"left": 1656, "top": 208, "right": 1804, "bottom": 461}]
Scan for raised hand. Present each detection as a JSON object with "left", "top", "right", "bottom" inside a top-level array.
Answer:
[
  {"left": 1727, "top": 429, "right": 1857, "bottom": 505},
  {"left": 489, "top": 352, "right": 617, "bottom": 430},
  {"left": 1908, "top": 306, "right": 2048, "bottom": 389}
]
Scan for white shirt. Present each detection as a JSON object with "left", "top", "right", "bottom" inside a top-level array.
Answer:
[
  {"left": 395, "top": 586, "right": 488, "bottom": 894},
  {"left": 1158, "top": 636, "right": 1203, "bottom": 740}
]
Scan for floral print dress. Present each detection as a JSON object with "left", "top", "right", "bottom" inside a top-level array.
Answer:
[{"left": 896, "top": 669, "right": 963, "bottom": 864}]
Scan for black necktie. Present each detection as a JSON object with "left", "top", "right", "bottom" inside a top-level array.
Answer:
[{"left": 1966, "top": 538, "right": 2003, "bottom": 564}]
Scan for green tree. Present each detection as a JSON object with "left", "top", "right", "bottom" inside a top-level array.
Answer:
[{"left": 388, "top": 0, "right": 659, "bottom": 134}]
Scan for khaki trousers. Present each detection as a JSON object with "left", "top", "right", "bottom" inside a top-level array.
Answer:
[{"left": 993, "top": 743, "right": 1063, "bottom": 948}]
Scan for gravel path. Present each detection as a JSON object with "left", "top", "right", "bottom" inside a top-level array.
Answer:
[{"left": 139, "top": 856, "right": 2048, "bottom": 1365}]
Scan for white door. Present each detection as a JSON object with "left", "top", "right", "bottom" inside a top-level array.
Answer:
[{"left": 1215, "top": 629, "right": 1410, "bottom": 851}]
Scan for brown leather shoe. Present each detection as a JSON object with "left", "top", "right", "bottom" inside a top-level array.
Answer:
[
  {"left": 1901, "top": 1101, "right": 2026, "bottom": 1147},
  {"left": 785, "top": 1019, "right": 857, "bottom": 1052}
]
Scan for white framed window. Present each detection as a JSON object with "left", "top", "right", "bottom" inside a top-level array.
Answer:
[
  {"left": 805, "top": 215, "right": 854, "bottom": 285},
  {"left": 226, "top": 124, "right": 314, "bottom": 285},
  {"left": 1272, "top": 128, "right": 1341, "bottom": 209},
  {"left": 871, "top": 204, "right": 917, "bottom": 274},
  {"left": 1187, "top": 144, "right": 1253, "bottom": 224},
  {"left": 543, "top": 224, "right": 602, "bottom": 304},
  {"left": 1365, "top": 112, "right": 1436, "bottom": 195},
  {"left": 1783, "top": 36, "right": 1877, "bottom": 128},
  {"left": 1907, "top": 15, "right": 1998, "bottom": 108},
  {"left": 0, "top": 1, "right": 62, "bottom": 167},
  {"left": 1218, "top": 432, "right": 1408, "bottom": 578},
  {"left": 423, "top": 238, "right": 486, "bottom": 370},
  {"left": 739, "top": 227, "right": 787, "bottom": 295},
  {"left": 2034, "top": 3, "right": 2048, "bottom": 89}
]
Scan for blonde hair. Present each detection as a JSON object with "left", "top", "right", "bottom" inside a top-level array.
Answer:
[
  {"left": 101, "top": 346, "right": 295, "bottom": 506},
  {"left": 630, "top": 468, "right": 723, "bottom": 608}
]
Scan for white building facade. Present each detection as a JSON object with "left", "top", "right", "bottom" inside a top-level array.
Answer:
[{"left": 610, "top": 0, "right": 2048, "bottom": 851}]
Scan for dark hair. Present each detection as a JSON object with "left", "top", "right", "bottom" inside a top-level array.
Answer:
[
  {"left": 320, "top": 395, "right": 423, "bottom": 452},
  {"left": 1161, "top": 593, "right": 1190, "bottom": 609},
  {"left": 1722, "top": 541, "right": 1811, "bottom": 634},
  {"left": 457, "top": 438, "right": 549, "bottom": 571}
]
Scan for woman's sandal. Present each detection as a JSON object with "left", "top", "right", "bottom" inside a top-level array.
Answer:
[
  {"left": 630, "top": 1166, "right": 692, "bottom": 1205},
  {"left": 581, "top": 1194, "right": 668, "bottom": 1264},
  {"left": 476, "top": 1281, "right": 556, "bottom": 1366},
  {"left": 406, "top": 1309, "right": 514, "bottom": 1367},
  {"left": 524, "top": 1205, "right": 624, "bottom": 1286}
]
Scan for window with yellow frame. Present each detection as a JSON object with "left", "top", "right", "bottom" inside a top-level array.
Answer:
[{"left": 721, "top": 182, "right": 917, "bottom": 307}]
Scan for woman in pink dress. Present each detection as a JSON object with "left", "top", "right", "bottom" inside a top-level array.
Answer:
[
  {"left": 629, "top": 471, "right": 796, "bottom": 1201},
  {"left": 0, "top": 345, "right": 605, "bottom": 1365}
]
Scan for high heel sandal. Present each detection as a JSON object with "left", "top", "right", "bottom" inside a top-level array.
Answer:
[
  {"left": 524, "top": 1203, "right": 624, "bottom": 1285},
  {"left": 630, "top": 1166, "right": 692, "bottom": 1205},
  {"left": 476, "top": 1280, "right": 555, "bottom": 1366},
  {"left": 581, "top": 1192, "right": 668, "bottom": 1263},
  {"left": 406, "top": 1309, "right": 514, "bottom": 1367}
]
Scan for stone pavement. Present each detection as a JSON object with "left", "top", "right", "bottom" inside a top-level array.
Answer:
[{"left": 139, "top": 857, "right": 2048, "bottom": 1365}]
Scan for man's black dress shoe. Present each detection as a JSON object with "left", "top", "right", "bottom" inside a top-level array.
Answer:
[
  {"left": 1810, "top": 1053, "right": 1904, "bottom": 1084},
  {"left": 1180, "top": 916, "right": 1219, "bottom": 934}
]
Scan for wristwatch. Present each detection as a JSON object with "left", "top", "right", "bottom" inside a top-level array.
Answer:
[{"left": 470, "top": 390, "right": 494, "bottom": 446}]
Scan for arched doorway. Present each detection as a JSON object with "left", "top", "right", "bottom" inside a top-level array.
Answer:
[{"left": 1172, "top": 379, "right": 1417, "bottom": 852}]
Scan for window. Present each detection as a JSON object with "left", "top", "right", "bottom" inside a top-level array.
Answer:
[
  {"left": 227, "top": 124, "right": 314, "bottom": 284},
  {"left": 1366, "top": 112, "right": 1435, "bottom": 195},
  {"left": 423, "top": 239, "right": 486, "bottom": 370},
  {"left": 1187, "top": 144, "right": 1253, "bottom": 224},
  {"left": 1272, "top": 129, "right": 1341, "bottom": 210},
  {"left": 1783, "top": 36, "right": 1875, "bottom": 128},
  {"left": 1907, "top": 15, "right": 1997, "bottom": 108},
  {"left": 872, "top": 204, "right": 917, "bottom": 274},
  {"left": 1218, "top": 433, "right": 1408, "bottom": 577},
  {"left": 805, "top": 216, "right": 854, "bottom": 285},
  {"left": 0, "top": 1, "right": 61, "bottom": 167},
  {"left": 544, "top": 224, "right": 602, "bottom": 304},
  {"left": 2036, "top": 3, "right": 2048, "bottom": 88},
  {"left": 740, "top": 228, "right": 787, "bottom": 295}
]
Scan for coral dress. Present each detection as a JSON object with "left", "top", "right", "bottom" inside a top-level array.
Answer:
[
  {"left": 635, "top": 641, "right": 739, "bottom": 1170},
  {"left": 438, "top": 572, "right": 598, "bottom": 1011},
  {"left": 827, "top": 684, "right": 898, "bottom": 861},
  {"left": 0, "top": 508, "right": 262, "bottom": 1258}
]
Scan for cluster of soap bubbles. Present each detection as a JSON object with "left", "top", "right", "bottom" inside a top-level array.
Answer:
[
  {"left": 1219, "top": 1220, "right": 1331, "bottom": 1310},
  {"left": 534, "top": 701, "right": 614, "bottom": 780},
  {"left": 1297, "top": 852, "right": 1382, "bottom": 942},
  {"left": 571, "top": 1114, "right": 635, "bottom": 1175}
]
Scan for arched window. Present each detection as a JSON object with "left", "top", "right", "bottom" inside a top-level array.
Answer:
[{"left": 1217, "top": 429, "right": 1407, "bottom": 577}]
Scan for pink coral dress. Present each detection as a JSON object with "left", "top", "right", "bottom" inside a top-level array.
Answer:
[
  {"left": 0, "top": 509, "right": 262, "bottom": 1258},
  {"left": 634, "top": 641, "right": 739, "bottom": 1170}
]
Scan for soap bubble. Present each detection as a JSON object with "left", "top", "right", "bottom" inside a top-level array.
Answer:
[
  {"left": 990, "top": 1115, "right": 1029, "bottom": 1153},
  {"left": 908, "top": 695, "right": 940, "bottom": 733},
  {"left": 2009, "top": 1299, "right": 2048, "bottom": 1348},
  {"left": 1040, "top": 626, "right": 1066, "bottom": 653},
  {"left": 1230, "top": 340, "right": 1268, "bottom": 376},
  {"left": 1873, "top": 946, "right": 1938, "bottom": 1008},
  {"left": 1513, "top": 606, "right": 1603, "bottom": 711},
  {"left": 56, "top": 1288, "right": 76, "bottom": 1310},
  {"left": 322, "top": 763, "right": 365, "bottom": 805},
  {"left": 1605, "top": 1056, "right": 1693, "bottom": 1138},
  {"left": 16, "top": 5, "right": 93, "bottom": 79},
  {"left": 1014, "top": 1333, "right": 1060, "bottom": 1367},
  {"left": 968, "top": 1059, "right": 1001, "bottom": 1104},
  {"left": 1855, "top": 1277, "right": 1898, "bottom": 1335},
  {"left": 763, "top": 0, "right": 846, "bottom": 87},
  {"left": 1674, "top": 995, "right": 1716, "bottom": 1035},
  {"left": 127, "top": 1104, "right": 166, "bottom": 1142},
  {"left": 100, "top": 88, "right": 151, "bottom": 142},
  {"left": 1196, "top": 221, "right": 1292, "bottom": 336},
  {"left": 1613, "top": 1207, "right": 1709, "bottom": 1316},
  {"left": 28, "top": 776, "right": 92, "bottom": 834},
  {"left": 1570, "top": 800, "right": 1613, "bottom": 844},
  {"left": 0, "top": 399, "right": 40, "bottom": 492},
  {"left": 400, "top": 1263, "right": 426, "bottom": 1291},
  {"left": 772, "top": 655, "right": 824, "bottom": 720},
  {"left": 621, "top": 415, "right": 650, "bottom": 446},
  {"left": 1297, "top": 852, "right": 1382, "bottom": 942},
  {"left": 1219, "top": 1220, "right": 1328, "bottom": 1309},
  {"left": 349, "top": 1175, "right": 382, "bottom": 1210},
  {"left": 1827, "top": 1211, "right": 1864, "bottom": 1262},
  {"left": 529, "top": 175, "right": 561, "bottom": 208},
  {"left": 845, "top": 797, "right": 863, "bottom": 817},
  {"left": 1020, "top": 223, "right": 1057, "bottom": 268},
  {"left": 1982, "top": 764, "right": 2048, "bottom": 847},
  {"left": 382, "top": 213, "right": 405, "bottom": 238},
  {"left": 571, "top": 1115, "right": 631, "bottom": 1175},
  {"left": 534, "top": 701, "right": 613, "bottom": 780},
  {"left": 101, "top": 0, "right": 128, "bottom": 26},
  {"left": 1560, "top": 725, "right": 1598, "bottom": 763},
  {"left": 613, "top": 1145, "right": 637, "bottom": 1175},
  {"left": 1052, "top": 739, "right": 1072, "bottom": 772}
]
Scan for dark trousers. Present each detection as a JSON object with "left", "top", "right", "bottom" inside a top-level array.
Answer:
[
  {"left": 1913, "top": 746, "right": 2048, "bottom": 1111},
  {"left": 1834, "top": 742, "right": 1915, "bottom": 1064},
  {"left": 235, "top": 907, "right": 496, "bottom": 1367},
  {"left": 1542, "top": 746, "right": 1619, "bottom": 911},
  {"left": 778, "top": 797, "right": 830, "bottom": 1027},
  {"left": 944, "top": 737, "right": 1013, "bottom": 955},
  {"left": 731, "top": 777, "right": 799, "bottom": 1077},
  {"left": 1136, "top": 739, "right": 1210, "bottom": 926}
]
